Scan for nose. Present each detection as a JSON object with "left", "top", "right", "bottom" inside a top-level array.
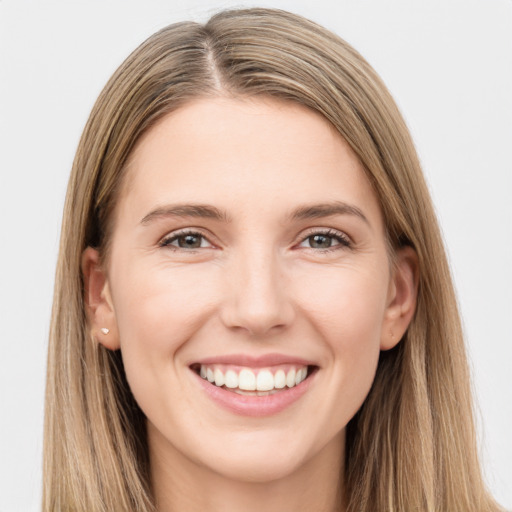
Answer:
[{"left": 220, "top": 248, "right": 295, "bottom": 337}]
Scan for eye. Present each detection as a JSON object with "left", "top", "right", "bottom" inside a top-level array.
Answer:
[
  {"left": 159, "top": 230, "right": 213, "bottom": 250},
  {"left": 298, "top": 229, "right": 351, "bottom": 251}
]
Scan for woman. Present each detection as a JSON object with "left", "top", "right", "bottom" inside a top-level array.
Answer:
[{"left": 43, "top": 7, "right": 504, "bottom": 512}]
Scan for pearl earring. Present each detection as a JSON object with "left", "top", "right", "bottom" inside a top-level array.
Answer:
[{"left": 101, "top": 327, "right": 110, "bottom": 335}]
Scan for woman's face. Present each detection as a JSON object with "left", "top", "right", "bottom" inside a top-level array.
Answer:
[{"left": 85, "top": 97, "right": 416, "bottom": 483}]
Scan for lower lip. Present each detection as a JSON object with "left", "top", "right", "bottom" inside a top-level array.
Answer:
[{"left": 192, "top": 369, "right": 315, "bottom": 417}]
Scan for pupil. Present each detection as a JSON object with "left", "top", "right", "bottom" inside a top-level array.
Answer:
[
  {"left": 310, "top": 234, "right": 331, "bottom": 248},
  {"left": 179, "top": 235, "right": 201, "bottom": 248}
]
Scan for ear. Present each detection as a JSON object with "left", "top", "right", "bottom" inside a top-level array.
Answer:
[
  {"left": 380, "top": 246, "right": 419, "bottom": 351},
  {"left": 81, "top": 247, "right": 120, "bottom": 350}
]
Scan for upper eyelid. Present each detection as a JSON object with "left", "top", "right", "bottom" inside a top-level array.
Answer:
[
  {"left": 161, "top": 228, "right": 209, "bottom": 238},
  {"left": 298, "top": 226, "right": 348, "bottom": 237}
]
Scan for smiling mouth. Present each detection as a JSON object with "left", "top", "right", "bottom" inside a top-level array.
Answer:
[{"left": 190, "top": 364, "right": 317, "bottom": 396}]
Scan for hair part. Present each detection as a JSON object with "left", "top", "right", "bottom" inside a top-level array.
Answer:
[{"left": 44, "top": 8, "right": 503, "bottom": 511}]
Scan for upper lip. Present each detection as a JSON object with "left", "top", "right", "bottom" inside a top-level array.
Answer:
[{"left": 190, "top": 353, "right": 316, "bottom": 368}]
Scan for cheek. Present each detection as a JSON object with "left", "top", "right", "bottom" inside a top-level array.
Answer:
[
  {"left": 296, "top": 262, "right": 389, "bottom": 346},
  {"left": 112, "top": 262, "right": 219, "bottom": 344},
  {"left": 328, "top": 269, "right": 387, "bottom": 380},
  {"left": 109, "top": 262, "right": 221, "bottom": 397},
  {"left": 294, "top": 265, "right": 387, "bottom": 421}
]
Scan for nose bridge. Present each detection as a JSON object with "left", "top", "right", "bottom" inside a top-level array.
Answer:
[{"left": 222, "top": 242, "right": 294, "bottom": 336}]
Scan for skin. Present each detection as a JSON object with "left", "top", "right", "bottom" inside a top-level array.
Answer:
[{"left": 83, "top": 97, "right": 418, "bottom": 512}]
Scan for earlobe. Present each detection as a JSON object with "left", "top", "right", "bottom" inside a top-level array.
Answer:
[
  {"left": 380, "top": 246, "right": 419, "bottom": 351},
  {"left": 81, "top": 247, "right": 120, "bottom": 350}
]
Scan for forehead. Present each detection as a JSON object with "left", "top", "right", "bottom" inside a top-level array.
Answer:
[{"left": 116, "top": 97, "right": 383, "bottom": 228}]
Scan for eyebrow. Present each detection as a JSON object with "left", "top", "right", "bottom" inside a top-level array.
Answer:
[
  {"left": 140, "top": 201, "right": 369, "bottom": 226},
  {"left": 140, "top": 204, "right": 231, "bottom": 224},
  {"left": 288, "top": 201, "right": 370, "bottom": 225}
]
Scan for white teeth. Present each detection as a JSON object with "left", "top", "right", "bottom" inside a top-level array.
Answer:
[
  {"left": 214, "top": 368, "right": 224, "bottom": 387},
  {"left": 274, "top": 369, "right": 286, "bottom": 389},
  {"left": 224, "top": 369, "right": 239, "bottom": 389},
  {"left": 256, "top": 370, "right": 274, "bottom": 391},
  {"left": 198, "top": 364, "right": 310, "bottom": 392},
  {"left": 286, "top": 368, "right": 296, "bottom": 388},
  {"left": 238, "top": 369, "right": 256, "bottom": 391}
]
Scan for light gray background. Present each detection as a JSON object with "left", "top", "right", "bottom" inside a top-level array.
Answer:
[{"left": 1, "top": 1, "right": 511, "bottom": 510}]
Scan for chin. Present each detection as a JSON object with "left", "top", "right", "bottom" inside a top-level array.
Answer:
[
  {"left": 195, "top": 425, "right": 340, "bottom": 484},
  {"left": 207, "top": 448, "right": 307, "bottom": 484}
]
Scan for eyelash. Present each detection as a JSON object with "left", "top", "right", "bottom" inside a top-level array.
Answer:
[
  {"left": 159, "top": 229, "right": 213, "bottom": 251},
  {"left": 158, "top": 228, "right": 352, "bottom": 253},
  {"left": 297, "top": 228, "right": 352, "bottom": 252}
]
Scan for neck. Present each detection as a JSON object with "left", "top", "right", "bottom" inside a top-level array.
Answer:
[{"left": 149, "top": 425, "right": 345, "bottom": 512}]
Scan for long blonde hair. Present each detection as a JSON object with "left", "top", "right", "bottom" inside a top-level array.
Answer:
[{"left": 44, "top": 8, "right": 503, "bottom": 511}]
